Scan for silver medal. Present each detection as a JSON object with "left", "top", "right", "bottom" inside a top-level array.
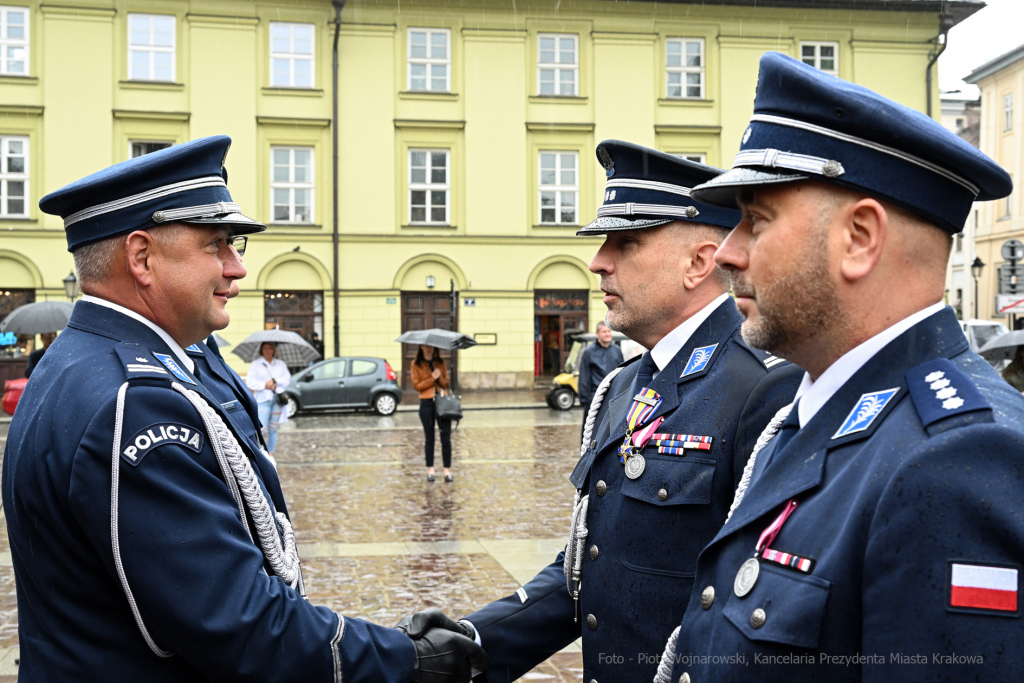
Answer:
[
  {"left": 624, "top": 453, "right": 646, "bottom": 480},
  {"left": 734, "top": 557, "right": 760, "bottom": 597}
]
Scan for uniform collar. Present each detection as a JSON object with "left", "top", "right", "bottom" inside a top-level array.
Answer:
[
  {"left": 650, "top": 292, "right": 730, "bottom": 377},
  {"left": 793, "top": 301, "right": 946, "bottom": 427},
  {"left": 81, "top": 294, "right": 194, "bottom": 374}
]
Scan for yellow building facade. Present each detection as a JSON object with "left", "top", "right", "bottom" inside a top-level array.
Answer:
[
  {"left": 0, "top": 0, "right": 969, "bottom": 389},
  {"left": 965, "top": 44, "right": 1024, "bottom": 328}
]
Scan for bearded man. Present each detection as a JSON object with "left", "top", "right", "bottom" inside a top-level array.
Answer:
[
  {"left": 656, "top": 52, "right": 1024, "bottom": 683},
  {"left": 399, "top": 141, "right": 801, "bottom": 683}
]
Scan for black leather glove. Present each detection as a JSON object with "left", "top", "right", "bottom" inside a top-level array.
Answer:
[{"left": 396, "top": 609, "right": 488, "bottom": 683}]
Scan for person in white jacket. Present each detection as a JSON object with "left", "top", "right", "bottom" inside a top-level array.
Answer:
[{"left": 245, "top": 342, "right": 291, "bottom": 455}]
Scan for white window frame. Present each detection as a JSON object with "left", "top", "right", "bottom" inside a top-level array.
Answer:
[
  {"left": 1004, "top": 93, "right": 1013, "bottom": 132},
  {"left": 0, "top": 6, "right": 29, "bottom": 76},
  {"left": 270, "top": 22, "right": 315, "bottom": 88},
  {"left": 537, "top": 33, "right": 578, "bottom": 97},
  {"left": 407, "top": 28, "right": 450, "bottom": 92},
  {"left": 129, "top": 140, "right": 173, "bottom": 158},
  {"left": 665, "top": 38, "right": 704, "bottom": 100},
  {"left": 0, "top": 135, "right": 29, "bottom": 218},
  {"left": 538, "top": 151, "right": 579, "bottom": 226},
  {"left": 408, "top": 148, "right": 450, "bottom": 225},
  {"left": 127, "top": 13, "right": 176, "bottom": 82},
  {"left": 800, "top": 41, "right": 838, "bottom": 75},
  {"left": 673, "top": 153, "right": 707, "bottom": 164},
  {"left": 270, "top": 146, "right": 315, "bottom": 224}
]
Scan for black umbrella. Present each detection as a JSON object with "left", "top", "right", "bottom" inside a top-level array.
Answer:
[
  {"left": 0, "top": 301, "right": 75, "bottom": 335},
  {"left": 978, "top": 330, "right": 1024, "bottom": 362},
  {"left": 232, "top": 329, "right": 321, "bottom": 365},
  {"left": 395, "top": 329, "right": 478, "bottom": 350}
]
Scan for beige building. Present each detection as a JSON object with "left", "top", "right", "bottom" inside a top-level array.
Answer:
[{"left": 965, "top": 44, "right": 1024, "bottom": 328}]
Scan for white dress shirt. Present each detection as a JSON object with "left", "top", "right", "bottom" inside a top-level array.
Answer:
[
  {"left": 82, "top": 294, "right": 194, "bottom": 374},
  {"left": 793, "top": 301, "right": 946, "bottom": 427},
  {"left": 245, "top": 357, "right": 291, "bottom": 404},
  {"left": 649, "top": 292, "right": 731, "bottom": 379}
]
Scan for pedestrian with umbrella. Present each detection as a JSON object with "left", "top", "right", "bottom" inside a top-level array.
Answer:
[
  {"left": 234, "top": 329, "right": 321, "bottom": 456},
  {"left": 978, "top": 330, "right": 1024, "bottom": 393},
  {"left": 0, "top": 300, "right": 75, "bottom": 379},
  {"left": 397, "top": 329, "right": 476, "bottom": 482}
]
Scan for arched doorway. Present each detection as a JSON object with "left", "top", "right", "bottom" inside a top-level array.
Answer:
[
  {"left": 530, "top": 259, "right": 593, "bottom": 377},
  {"left": 396, "top": 257, "right": 463, "bottom": 395},
  {"left": 261, "top": 258, "right": 326, "bottom": 370}
]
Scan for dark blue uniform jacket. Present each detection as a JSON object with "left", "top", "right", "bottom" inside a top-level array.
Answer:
[
  {"left": 466, "top": 299, "right": 802, "bottom": 683},
  {"left": 2, "top": 302, "right": 414, "bottom": 682},
  {"left": 670, "top": 306, "right": 1024, "bottom": 683}
]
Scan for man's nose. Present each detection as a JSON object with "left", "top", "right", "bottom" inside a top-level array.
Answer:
[
  {"left": 589, "top": 239, "right": 614, "bottom": 274},
  {"left": 224, "top": 244, "right": 247, "bottom": 279},
  {"left": 714, "top": 229, "right": 748, "bottom": 272}
]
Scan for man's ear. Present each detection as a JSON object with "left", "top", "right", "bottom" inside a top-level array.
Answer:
[
  {"left": 125, "top": 230, "right": 156, "bottom": 287},
  {"left": 683, "top": 241, "right": 720, "bottom": 290},
  {"left": 840, "top": 198, "right": 887, "bottom": 283}
]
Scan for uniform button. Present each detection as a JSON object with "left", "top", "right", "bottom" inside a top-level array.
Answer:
[
  {"left": 700, "top": 585, "right": 715, "bottom": 610},
  {"left": 589, "top": 545, "right": 599, "bottom": 560},
  {"left": 750, "top": 608, "right": 767, "bottom": 629},
  {"left": 596, "top": 480, "right": 607, "bottom": 496},
  {"left": 590, "top": 680, "right": 598, "bottom": 683},
  {"left": 679, "top": 673, "right": 690, "bottom": 683},
  {"left": 657, "top": 488, "right": 668, "bottom": 502},
  {"left": 586, "top": 614, "right": 598, "bottom": 630},
  {"left": 591, "top": 440, "right": 598, "bottom": 450}
]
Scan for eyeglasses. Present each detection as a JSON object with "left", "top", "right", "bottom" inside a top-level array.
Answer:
[{"left": 227, "top": 235, "right": 247, "bottom": 257}]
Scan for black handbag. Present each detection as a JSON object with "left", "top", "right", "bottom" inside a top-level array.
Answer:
[
  {"left": 434, "top": 387, "right": 463, "bottom": 427},
  {"left": 275, "top": 391, "right": 289, "bottom": 407}
]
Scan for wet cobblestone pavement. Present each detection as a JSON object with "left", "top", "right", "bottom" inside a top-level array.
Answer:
[{"left": 0, "top": 406, "right": 586, "bottom": 681}]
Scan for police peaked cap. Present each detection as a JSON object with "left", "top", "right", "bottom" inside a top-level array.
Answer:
[
  {"left": 40, "top": 135, "right": 266, "bottom": 252},
  {"left": 691, "top": 52, "right": 1012, "bottom": 235},
  {"left": 577, "top": 140, "right": 742, "bottom": 235}
]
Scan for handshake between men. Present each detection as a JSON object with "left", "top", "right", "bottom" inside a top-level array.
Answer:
[{"left": 396, "top": 609, "right": 489, "bottom": 683}]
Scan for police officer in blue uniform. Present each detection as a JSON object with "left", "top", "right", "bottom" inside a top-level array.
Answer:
[
  {"left": 402, "top": 142, "right": 802, "bottom": 683},
  {"left": 654, "top": 52, "right": 1024, "bottom": 683},
  {"left": 3, "top": 136, "right": 487, "bottom": 683}
]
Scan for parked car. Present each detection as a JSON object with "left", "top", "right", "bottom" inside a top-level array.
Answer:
[
  {"left": 546, "top": 331, "right": 629, "bottom": 410},
  {"left": 283, "top": 356, "right": 402, "bottom": 416},
  {"left": 961, "top": 319, "right": 1009, "bottom": 353}
]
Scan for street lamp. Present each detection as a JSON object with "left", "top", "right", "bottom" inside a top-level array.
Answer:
[
  {"left": 970, "top": 257, "right": 985, "bottom": 320},
  {"left": 63, "top": 272, "right": 79, "bottom": 301}
]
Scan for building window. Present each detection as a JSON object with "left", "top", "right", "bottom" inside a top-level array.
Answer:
[
  {"left": 538, "top": 34, "right": 577, "bottom": 96},
  {"left": 270, "top": 22, "right": 314, "bottom": 88},
  {"left": 666, "top": 39, "right": 704, "bottom": 99},
  {"left": 539, "top": 151, "right": 578, "bottom": 225},
  {"left": 1004, "top": 93, "right": 1013, "bottom": 132},
  {"left": 0, "top": 6, "right": 29, "bottom": 76},
  {"left": 408, "top": 28, "right": 449, "bottom": 92},
  {"left": 955, "top": 232, "right": 963, "bottom": 253},
  {"left": 800, "top": 42, "right": 838, "bottom": 75},
  {"left": 0, "top": 135, "right": 28, "bottom": 218},
  {"left": 130, "top": 141, "right": 172, "bottom": 158},
  {"left": 674, "top": 153, "right": 707, "bottom": 164},
  {"left": 955, "top": 117, "right": 964, "bottom": 130},
  {"left": 128, "top": 14, "right": 175, "bottom": 82},
  {"left": 409, "top": 149, "right": 449, "bottom": 224},
  {"left": 271, "top": 146, "right": 315, "bottom": 223}
]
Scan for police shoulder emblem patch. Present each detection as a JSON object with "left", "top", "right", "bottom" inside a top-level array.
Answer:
[
  {"left": 152, "top": 352, "right": 196, "bottom": 385},
  {"left": 832, "top": 387, "right": 899, "bottom": 439},
  {"left": 184, "top": 343, "right": 203, "bottom": 354},
  {"left": 681, "top": 344, "right": 718, "bottom": 377},
  {"left": 906, "top": 358, "right": 989, "bottom": 428},
  {"left": 121, "top": 423, "right": 205, "bottom": 465}
]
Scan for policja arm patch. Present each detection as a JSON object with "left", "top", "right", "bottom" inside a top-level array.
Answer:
[{"left": 121, "top": 423, "right": 205, "bottom": 466}]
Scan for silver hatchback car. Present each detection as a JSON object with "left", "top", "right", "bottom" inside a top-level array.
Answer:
[{"left": 283, "top": 356, "right": 402, "bottom": 416}]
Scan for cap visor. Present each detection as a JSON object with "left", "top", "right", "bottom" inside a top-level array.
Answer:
[
  {"left": 690, "top": 168, "right": 808, "bottom": 208},
  {"left": 576, "top": 216, "right": 675, "bottom": 235},
  {"left": 180, "top": 212, "right": 266, "bottom": 235}
]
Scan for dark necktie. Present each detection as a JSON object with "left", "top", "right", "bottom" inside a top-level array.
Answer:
[
  {"left": 630, "top": 352, "right": 659, "bottom": 397},
  {"left": 763, "top": 402, "right": 801, "bottom": 469}
]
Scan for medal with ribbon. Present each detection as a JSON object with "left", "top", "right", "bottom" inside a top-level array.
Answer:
[
  {"left": 733, "top": 498, "right": 815, "bottom": 598},
  {"left": 618, "top": 387, "right": 664, "bottom": 480}
]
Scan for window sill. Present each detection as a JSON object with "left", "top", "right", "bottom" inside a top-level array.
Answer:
[
  {"left": 262, "top": 87, "right": 323, "bottom": 97},
  {"left": 996, "top": 215, "right": 1012, "bottom": 222},
  {"left": 399, "top": 90, "right": 459, "bottom": 101},
  {"left": 268, "top": 223, "right": 322, "bottom": 228},
  {"left": 658, "top": 98, "right": 714, "bottom": 108},
  {"left": 532, "top": 224, "right": 579, "bottom": 228},
  {"left": 528, "top": 95, "right": 587, "bottom": 105},
  {"left": 0, "top": 75, "right": 38, "bottom": 85},
  {"left": 0, "top": 217, "right": 37, "bottom": 224},
  {"left": 402, "top": 223, "right": 457, "bottom": 229},
  {"left": 120, "top": 80, "right": 186, "bottom": 91}
]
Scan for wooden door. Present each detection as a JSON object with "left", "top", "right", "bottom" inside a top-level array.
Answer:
[{"left": 401, "top": 291, "right": 458, "bottom": 393}]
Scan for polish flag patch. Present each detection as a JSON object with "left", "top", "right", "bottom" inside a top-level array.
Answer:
[{"left": 948, "top": 562, "right": 1019, "bottom": 614}]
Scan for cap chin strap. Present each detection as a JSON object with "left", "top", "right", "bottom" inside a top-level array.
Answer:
[
  {"left": 64, "top": 176, "right": 228, "bottom": 228},
  {"left": 733, "top": 149, "right": 845, "bottom": 179}
]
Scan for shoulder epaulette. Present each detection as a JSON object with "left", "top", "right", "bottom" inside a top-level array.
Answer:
[
  {"left": 906, "top": 358, "right": 991, "bottom": 431},
  {"left": 735, "top": 337, "right": 790, "bottom": 371},
  {"left": 113, "top": 342, "right": 196, "bottom": 385}
]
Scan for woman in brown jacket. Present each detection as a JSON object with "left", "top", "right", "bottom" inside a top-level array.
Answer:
[{"left": 410, "top": 345, "right": 453, "bottom": 482}]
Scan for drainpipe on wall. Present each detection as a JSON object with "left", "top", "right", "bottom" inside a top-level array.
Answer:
[
  {"left": 925, "top": 10, "right": 954, "bottom": 118},
  {"left": 331, "top": 0, "right": 345, "bottom": 358}
]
